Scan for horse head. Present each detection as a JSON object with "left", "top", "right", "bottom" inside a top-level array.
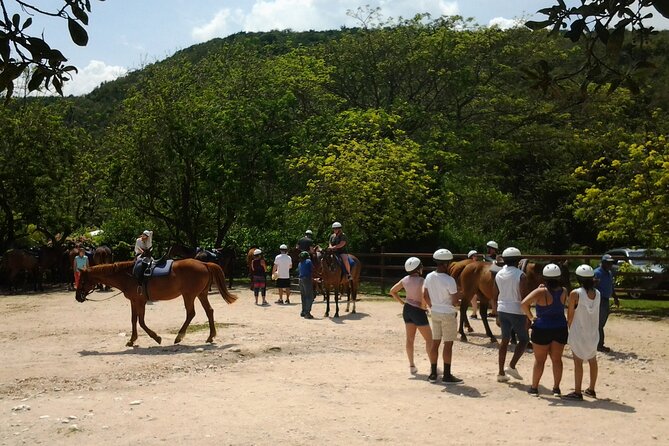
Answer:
[
  {"left": 321, "top": 249, "right": 341, "bottom": 273},
  {"left": 75, "top": 270, "right": 95, "bottom": 303}
]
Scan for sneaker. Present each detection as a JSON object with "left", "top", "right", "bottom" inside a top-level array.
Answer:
[
  {"left": 584, "top": 388, "right": 597, "bottom": 398},
  {"left": 442, "top": 374, "right": 463, "bottom": 384},
  {"left": 305, "top": 314, "right": 314, "bottom": 319},
  {"left": 497, "top": 374, "right": 510, "bottom": 383},
  {"left": 409, "top": 365, "right": 418, "bottom": 375},
  {"left": 275, "top": 299, "right": 284, "bottom": 304},
  {"left": 428, "top": 372, "right": 438, "bottom": 383},
  {"left": 504, "top": 367, "right": 523, "bottom": 380},
  {"left": 285, "top": 299, "right": 291, "bottom": 304},
  {"left": 552, "top": 387, "right": 561, "bottom": 397},
  {"left": 528, "top": 387, "right": 539, "bottom": 397},
  {"left": 562, "top": 392, "right": 583, "bottom": 401},
  {"left": 470, "top": 314, "right": 478, "bottom": 319}
]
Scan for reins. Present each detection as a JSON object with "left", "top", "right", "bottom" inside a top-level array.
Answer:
[{"left": 83, "top": 289, "right": 124, "bottom": 302}]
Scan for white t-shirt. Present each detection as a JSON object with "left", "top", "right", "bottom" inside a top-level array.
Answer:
[
  {"left": 274, "top": 253, "right": 292, "bottom": 279},
  {"left": 423, "top": 271, "right": 458, "bottom": 314},
  {"left": 495, "top": 265, "right": 524, "bottom": 315},
  {"left": 134, "top": 231, "right": 153, "bottom": 255}
]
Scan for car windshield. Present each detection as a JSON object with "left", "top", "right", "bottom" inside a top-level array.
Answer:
[{"left": 628, "top": 250, "right": 651, "bottom": 266}]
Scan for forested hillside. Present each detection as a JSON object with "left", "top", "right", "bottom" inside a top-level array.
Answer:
[{"left": 2, "top": 16, "right": 668, "bottom": 256}]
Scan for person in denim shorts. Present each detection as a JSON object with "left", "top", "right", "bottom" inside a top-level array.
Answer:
[
  {"left": 493, "top": 247, "right": 529, "bottom": 383},
  {"left": 390, "top": 257, "right": 434, "bottom": 377}
]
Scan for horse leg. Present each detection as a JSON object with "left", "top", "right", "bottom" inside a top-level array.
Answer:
[
  {"left": 324, "top": 288, "right": 330, "bottom": 317},
  {"left": 198, "top": 293, "right": 217, "bottom": 343},
  {"left": 458, "top": 295, "right": 470, "bottom": 342},
  {"left": 175, "top": 296, "right": 197, "bottom": 344},
  {"left": 479, "top": 300, "right": 497, "bottom": 343},
  {"left": 136, "top": 302, "right": 162, "bottom": 345},
  {"left": 127, "top": 303, "right": 139, "bottom": 347},
  {"left": 334, "top": 286, "right": 340, "bottom": 318}
]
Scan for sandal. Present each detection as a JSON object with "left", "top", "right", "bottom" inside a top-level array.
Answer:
[
  {"left": 584, "top": 388, "right": 597, "bottom": 398},
  {"left": 562, "top": 392, "right": 583, "bottom": 401}
]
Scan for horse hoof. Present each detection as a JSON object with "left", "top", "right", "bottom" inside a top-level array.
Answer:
[
  {"left": 206, "top": 337, "right": 214, "bottom": 343},
  {"left": 460, "top": 335, "right": 468, "bottom": 342},
  {"left": 467, "top": 327, "right": 474, "bottom": 333},
  {"left": 352, "top": 309, "right": 356, "bottom": 314},
  {"left": 174, "top": 338, "right": 181, "bottom": 344},
  {"left": 125, "top": 341, "right": 134, "bottom": 347},
  {"left": 156, "top": 337, "right": 162, "bottom": 345}
]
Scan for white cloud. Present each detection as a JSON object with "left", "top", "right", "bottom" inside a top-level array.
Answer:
[
  {"left": 488, "top": 16, "right": 522, "bottom": 30},
  {"left": 192, "top": 0, "right": 460, "bottom": 42},
  {"left": 64, "top": 60, "right": 128, "bottom": 96}
]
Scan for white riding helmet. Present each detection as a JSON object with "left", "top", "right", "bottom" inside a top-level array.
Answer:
[
  {"left": 502, "top": 247, "right": 522, "bottom": 259},
  {"left": 279, "top": 244, "right": 288, "bottom": 250},
  {"left": 305, "top": 229, "right": 313, "bottom": 235},
  {"left": 404, "top": 257, "right": 422, "bottom": 273},
  {"left": 486, "top": 240, "right": 499, "bottom": 249},
  {"left": 332, "top": 221, "right": 342, "bottom": 229},
  {"left": 142, "top": 230, "right": 151, "bottom": 236},
  {"left": 467, "top": 250, "right": 478, "bottom": 259},
  {"left": 576, "top": 264, "right": 594, "bottom": 278},
  {"left": 542, "top": 263, "right": 561, "bottom": 278},
  {"left": 433, "top": 248, "right": 453, "bottom": 261},
  {"left": 253, "top": 249, "right": 262, "bottom": 256}
]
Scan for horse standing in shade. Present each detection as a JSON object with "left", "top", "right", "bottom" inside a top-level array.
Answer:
[
  {"left": 320, "top": 249, "right": 361, "bottom": 318},
  {"left": 75, "top": 259, "right": 237, "bottom": 346},
  {"left": 457, "top": 259, "right": 570, "bottom": 343},
  {"left": 93, "top": 246, "right": 113, "bottom": 290},
  {"left": 1, "top": 249, "right": 42, "bottom": 292}
]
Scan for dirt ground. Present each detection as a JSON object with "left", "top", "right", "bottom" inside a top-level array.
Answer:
[{"left": 1, "top": 285, "right": 668, "bottom": 446}]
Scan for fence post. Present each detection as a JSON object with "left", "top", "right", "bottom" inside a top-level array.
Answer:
[{"left": 380, "top": 246, "right": 386, "bottom": 295}]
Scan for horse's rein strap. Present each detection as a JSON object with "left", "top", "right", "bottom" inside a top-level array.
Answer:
[{"left": 84, "top": 290, "right": 124, "bottom": 302}]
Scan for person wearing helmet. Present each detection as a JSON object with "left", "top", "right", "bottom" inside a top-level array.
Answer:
[
  {"left": 594, "top": 254, "right": 619, "bottom": 353},
  {"left": 484, "top": 240, "right": 499, "bottom": 262},
  {"left": 520, "top": 263, "right": 568, "bottom": 397},
  {"left": 423, "top": 248, "right": 464, "bottom": 384},
  {"left": 272, "top": 244, "right": 293, "bottom": 304},
  {"left": 389, "top": 257, "right": 435, "bottom": 377},
  {"left": 297, "top": 230, "right": 315, "bottom": 254},
  {"left": 564, "top": 264, "right": 601, "bottom": 401},
  {"left": 134, "top": 230, "right": 153, "bottom": 257},
  {"left": 298, "top": 251, "right": 315, "bottom": 319},
  {"left": 329, "top": 222, "right": 352, "bottom": 280},
  {"left": 251, "top": 249, "right": 268, "bottom": 306},
  {"left": 493, "top": 246, "right": 529, "bottom": 383}
]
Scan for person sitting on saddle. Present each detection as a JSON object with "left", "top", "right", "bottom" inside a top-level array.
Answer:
[
  {"left": 134, "top": 230, "right": 153, "bottom": 258},
  {"left": 484, "top": 240, "right": 499, "bottom": 262},
  {"left": 297, "top": 229, "right": 315, "bottom": 255},
  {"left": 328, "top": 221, "right": 352, "bottom": 281}
]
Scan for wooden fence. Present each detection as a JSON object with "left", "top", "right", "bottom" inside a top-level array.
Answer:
[{"left": 350, "top": 251, "right": 669, "bottom": 298}]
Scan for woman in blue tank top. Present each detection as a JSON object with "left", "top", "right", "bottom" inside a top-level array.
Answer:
[{"left": 520, "top": 263, "right": 568, "bottom": 397}]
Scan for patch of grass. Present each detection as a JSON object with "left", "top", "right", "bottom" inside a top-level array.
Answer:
[{"left": 612, "top": 299, "right": 669, "bottom": 320}]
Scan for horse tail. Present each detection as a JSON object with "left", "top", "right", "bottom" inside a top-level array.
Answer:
[{"left": 206, "top": 262, "right": 238, "bottom": 304}]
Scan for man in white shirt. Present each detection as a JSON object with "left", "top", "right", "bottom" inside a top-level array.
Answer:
[
  {"left": 134, "top": 230, "right": 153, "bottom": 257},
  {"left": 423, "top": 248, "right": 463, "bottom": 384},
  {"left": 492, "top": 247, "right": 529, "bottom": 383},
  {"left": 272, "top": 244, "right": 293, "bottom": 304}
]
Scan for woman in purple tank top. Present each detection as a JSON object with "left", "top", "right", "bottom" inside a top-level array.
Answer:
[{"left": 520, "top": 264, "right": 568, "bottom": 397}]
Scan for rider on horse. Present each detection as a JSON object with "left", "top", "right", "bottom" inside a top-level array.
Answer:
[
  {"left": 135, "top": 230, "right": 153, "bottom": 258},
  {"left": 484, "top": 240, "right": 499, "bottom": 262},
  {"left": 328, "top": 221, "right": 352, "bottom": 281},
  {"left": 297, "top": 229, "right": 315, "bottom": 254}
]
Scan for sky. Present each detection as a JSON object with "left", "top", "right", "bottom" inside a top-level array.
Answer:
[{"left": 13, "top": 0, "right": 669, "bottom": 96}]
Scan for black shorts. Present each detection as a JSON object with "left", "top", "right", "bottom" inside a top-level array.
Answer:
[
  {"left": 531, "top": 326, "right": 568, "bottom": 345},
  {"left": 276, "top": 278, "right": 291, "bottom": 288},
  {"left": 402, "top": 303, "right": 429, "bottom": 327}
]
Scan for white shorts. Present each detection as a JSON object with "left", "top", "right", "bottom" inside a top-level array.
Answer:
[{"left": 431, "top": 311, "right": 457, "bottom": 342}]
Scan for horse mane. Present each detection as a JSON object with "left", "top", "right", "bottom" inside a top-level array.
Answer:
[{"left": 89, "top": 260, "right": 134, "bottom": 275}]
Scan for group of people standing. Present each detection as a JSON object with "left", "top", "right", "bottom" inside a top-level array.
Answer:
[
  {"left": 391, "top": 244, "right": 619, "bottom": 401},
  {"left": 249, "top": 222, "right": 352, "bottom": 319}
]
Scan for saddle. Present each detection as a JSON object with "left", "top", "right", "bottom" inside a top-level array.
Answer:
[{"left": 133, "top": 256, "right": 173, "bottom": 300}]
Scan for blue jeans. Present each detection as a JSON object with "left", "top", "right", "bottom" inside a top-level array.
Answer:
[
  {"left": 300, "top": 278, "right": 314, "bottom": 316},
  {"left": 598, "top": 300, "right": 610, "bottom": 348}
]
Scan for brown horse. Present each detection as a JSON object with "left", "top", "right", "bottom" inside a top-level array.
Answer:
[
  {"left": 458, "top": 260, "right": 570, "bottom": 343},
  {"left": 169, "top": 243, "right": 236, "bottom": 288},
  {"left": 320, "top": 249, "right": 361, "bottom": 317},
  {"left": 92, "top": 246, "right": 113, "bottom": 290},
  {"left": 75, "top": 259, "right": 238, "bottom": 346},
  {"left": 1, "top": 249, "right": 42, "bottom": 292}
]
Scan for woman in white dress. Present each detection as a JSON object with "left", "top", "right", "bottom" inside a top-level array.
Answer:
[{"left": 564, "top": 264, "right": 601, "bottom": 400}]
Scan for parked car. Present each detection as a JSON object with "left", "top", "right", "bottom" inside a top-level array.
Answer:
[{"left": 605, "top": 248, "right": 667, "bottom": 298}]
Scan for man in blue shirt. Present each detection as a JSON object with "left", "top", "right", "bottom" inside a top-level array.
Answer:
[
  {"left": 594, "top": 254, "right": 620, "bottom": 352},
  {"left": 298, "top": 251, "right": 315, "bottom": 319}
]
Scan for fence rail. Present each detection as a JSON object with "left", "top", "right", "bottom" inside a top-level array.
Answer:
[{"left": 350, "top": 251, "right": 669, "bottom": 298}]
